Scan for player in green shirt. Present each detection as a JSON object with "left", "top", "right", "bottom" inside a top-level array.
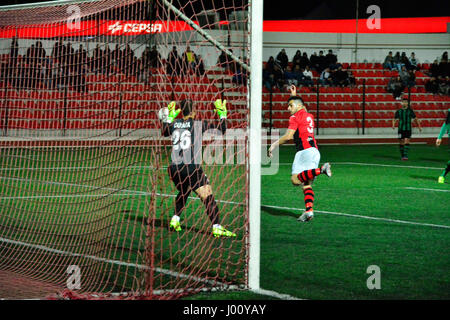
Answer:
[
  {"left": 392, "top": 98, "right": 422, "bottom": 160},
  {"left": 436, "top": 108, "right": 450, "bottom": 184}
]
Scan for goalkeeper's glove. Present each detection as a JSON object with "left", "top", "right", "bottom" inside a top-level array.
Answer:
[
  {"left": 166, "top": 101, "right": 181, "bottom": 123},
  {"left": 214, "top": 99, "right": 227, "bottom": 119}
]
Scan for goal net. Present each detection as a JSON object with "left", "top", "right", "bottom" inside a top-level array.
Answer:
[{"left": 0, "top": 0, "right": 254, "bottom": 299}]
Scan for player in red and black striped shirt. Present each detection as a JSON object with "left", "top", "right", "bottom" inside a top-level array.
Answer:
[{"left": 268, "top": 86, "right": 332, "bottom": 222}]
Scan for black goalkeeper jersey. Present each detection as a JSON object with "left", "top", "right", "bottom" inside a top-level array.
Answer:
[{"left": 162, "top": 118, "right": 226, "bottom": 166}]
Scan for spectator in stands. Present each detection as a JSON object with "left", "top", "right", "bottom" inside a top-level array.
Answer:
[
  {"left": 319, "top": 67, "right": 333, "bottom": 86},
  {"left": 399, "top": 66, "right": 410, "bottom": 87},
  {"left": 309, "top": 52, "right": 319, "bottom": 72},
  {"left": 123, "top": 44, "right": 135, "bottom": 76},
  {"left": 102, "top": 44, "right": 113, "bottom": 76},
  {"left": 442, "top": 51, "right": 448, "bottom": 62},
  {"left": 427, "top": 59, "right": 440, "bottom": 78},
  {"left": 400, "top": 52, "right": 411, "bottom": 70},
  {"left": 284, "top": 65, "right": 299, "bottom": 87},
  {"left": 409, "top": 52, "right": 419, "bottom": 71},
  {"left": 299, "top": 52, "right": 310, "bottom": 70},
  {"left": 263, "top": 65, "right": 276, "bottom": 91},
  {"left": 407, "top": 69, "right": 416, "bottom": 88},
  {"left": 438, "top": 76, "right": 449, "bottom": 95},
  {"left": 217, "top": 51, "right": 228, "bottom": 70},
  {"left": 35, "top": 41, "right": 46, "bottom": 65},
  {"left": 387, "top": 75, "right": 405, "bottom": 100},
  {"left": 425, "top": 77, "right": 439, "bottom": 94},
  {"left": 393, "top": 51, "right": 403, "bottom": 71},
  {"left": 326, "top": 49, "right": 338, "bottom": 70},
  {"left": 182, "top": 46, "right": 196, "bottom": 74},
  {"left": 272, "top": 60, "right": 285, "bottom": 90},
  {"left": 438, "top": 57, "right": 449, "bottom": 79},
  {"left": 333, "top": 65, "right": 349, "bottom": 87},
  {"left": 265, "top": 56, "right": 275, "bottom": 75},
  {"left": 51, "top": 41, "right": 64, "bottom": 64},
  {"left": 194, "top": 54, "right": 206, "bottom": 77},
  {"left": 25, "top": 44, "right": 36, "bottom": 66},
  {"left": 112, "top": 44, "right": 122, "bottom": 69},
  {"left": 92, "top": 44, "right": 103, "bottom": 74},
  {"left": 276, "top": 48, "right": 289, "bottom": 71},
  {"left": 232, "top": 57, "right": 247, "bottom": 86},
  {"left": 383, "top": 51, "right": 394, "bottom": 70},
  {"left": 292, "top": 50, "right": 302, "bottom": 70},
  {"left": 166, "top": 46, "right": 180, "bottom": 76},
  {"left": 149, "top": 45, "right": 160, "bottom": 68},
  {"left": 141, "top": 46, "right": 151, "bottom": 70},
  {"left": 302, "top": 65, "right": 314, "bottom": 87},
  {"left": 317, "top": 50, "right": 328, "bottom": 73},
  {"left": 347, "top": 69, "right": 356, "bottom": 87},
  {"left": 292, "top": 65, "right": 305, "bottom": 86},
  {"left": 9, "top": 37, "right": 19, "bottom": 68}
]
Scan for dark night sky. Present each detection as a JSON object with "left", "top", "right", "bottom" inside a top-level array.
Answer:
[{"left": 1, "top": 0, "right": 449, "bottom": 20}]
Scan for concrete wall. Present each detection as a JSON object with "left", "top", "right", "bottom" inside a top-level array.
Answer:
[
  {"left": 263, "top": 32, "right": 450, "bottom": 64},
  {"left": 1, "top": 30, "right": 449, "bottom": 67}
]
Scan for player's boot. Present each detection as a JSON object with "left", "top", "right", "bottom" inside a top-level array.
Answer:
[
  {"left": 321, "top": 162, "right": 332, "bottom": 177},
  {"left": 438, "top": 176, "right": 445, "bottom": 184},
  {"left": 169, "top": 215, "right": 181, "bottom": 232},
  {"left": 212, "top": 225, "right": 236, "bottom": 238},
  {"left": 297, "top": 210, "right": 314, "bottom": 222}
]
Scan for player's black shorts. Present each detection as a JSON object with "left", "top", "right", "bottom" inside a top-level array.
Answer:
[
  {"left": 168, "top": 164, "right": 210, "bottom": 192},
  {"left": 398, "top": 130, "right": 412, "bottom": 139}
]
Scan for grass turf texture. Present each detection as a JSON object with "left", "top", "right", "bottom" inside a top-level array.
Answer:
[
  {"left": 260, "top": 144, "right": 449, "bottom": 300},
  {"left": 0, "top": 143, "right": 449, "bottom": 299}
]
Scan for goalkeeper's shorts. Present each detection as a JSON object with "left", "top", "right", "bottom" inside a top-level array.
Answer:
[
  {"left": 291, "top": 147, "right": 320, "bottom": 175},
  {"left": 168, "top": 164, "right": 210, "bottom": 192}
]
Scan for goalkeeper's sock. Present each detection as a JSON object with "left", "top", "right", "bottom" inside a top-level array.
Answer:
[
  {"left": 203, "top": 194, "right": 220, "bottom": 225},
  {"left": 298, "top": 168, "right": 321, "bottom": 183},
  {"left": 303, "top": 186, "right": 314, "bottom": 212},
  {"left": 175, "top": 190, "right": 190, "bottom": 216}
]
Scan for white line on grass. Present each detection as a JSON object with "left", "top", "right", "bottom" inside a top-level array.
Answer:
[
  {"left": 2, "top": 176, "right": 449, "bottom": 229},
  {"left": 403, "top": 187, "right": 450, "bottom": 193},
  {"left": 0, "top": 236, "right": 224, "bottom": 288},
  {"left": 261, "top": 204, "right": 450, "bottom": 230},
  {"left": 251, "top": 288, "right": 303, "bottom": 300},
  {"left": 277, "top": 162, "right": 444, "bottom": 170}
]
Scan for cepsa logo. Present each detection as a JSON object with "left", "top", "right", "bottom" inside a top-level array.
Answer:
[{"left": 107, "top": 21, "right": 163, "bottom": 34}]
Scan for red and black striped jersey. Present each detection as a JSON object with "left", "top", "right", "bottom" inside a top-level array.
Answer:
[{"left": 288, "top": 109, "right": 317, "bottom": 151}]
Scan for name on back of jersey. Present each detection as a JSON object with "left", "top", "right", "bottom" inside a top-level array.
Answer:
[{"left": 174, "top": 122, "right": 192, "bottom": 129}]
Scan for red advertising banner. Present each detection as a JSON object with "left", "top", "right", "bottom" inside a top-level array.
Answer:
[
  {"left": 0, "top": 17, "right": 448, "bottom": 38},
  {"left": 263, "top": 17, "right": 450, "bottom": 33}
]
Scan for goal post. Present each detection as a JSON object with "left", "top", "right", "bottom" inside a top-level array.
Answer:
[
  {"left": 248, "top": 0, "right": 263, "bottom": 292},
  {"left": 0, "top": 0, "right": 263, "bottom": 299}
]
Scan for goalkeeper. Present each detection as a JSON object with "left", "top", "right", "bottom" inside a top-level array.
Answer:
[
  {"left": 436, "top": 108, "right": 450, "bottom": 184},
  {"left": 159, "top": 98, "right": 236, "bottom": 238}
]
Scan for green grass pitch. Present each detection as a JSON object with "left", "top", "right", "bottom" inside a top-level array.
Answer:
[{"left": 0, "top": 143, "right": 448, "bottom": 299}]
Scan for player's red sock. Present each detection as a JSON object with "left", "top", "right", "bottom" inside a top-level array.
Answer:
[
  {"left": 297, "top": 168, "right": 321, "bottom": 183},
  {"left": 303, "top": 186, "right": 314, "bottom": 212}
]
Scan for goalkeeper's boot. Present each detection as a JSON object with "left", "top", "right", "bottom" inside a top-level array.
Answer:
[
  {"left": 297, "top": 209, "right": 314, "bottom": 222},
  {"left": 438, "top": 176, "right": 445, "bottom": 184},
  {"left": 321, "top": 162, "right": 332, "bottom": 177},
  {"left": 212, "top": 225, "right": 236, "bottom": 238},
  {"left": 169, "top": 215, "right": 181, "bottom": 232}
]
